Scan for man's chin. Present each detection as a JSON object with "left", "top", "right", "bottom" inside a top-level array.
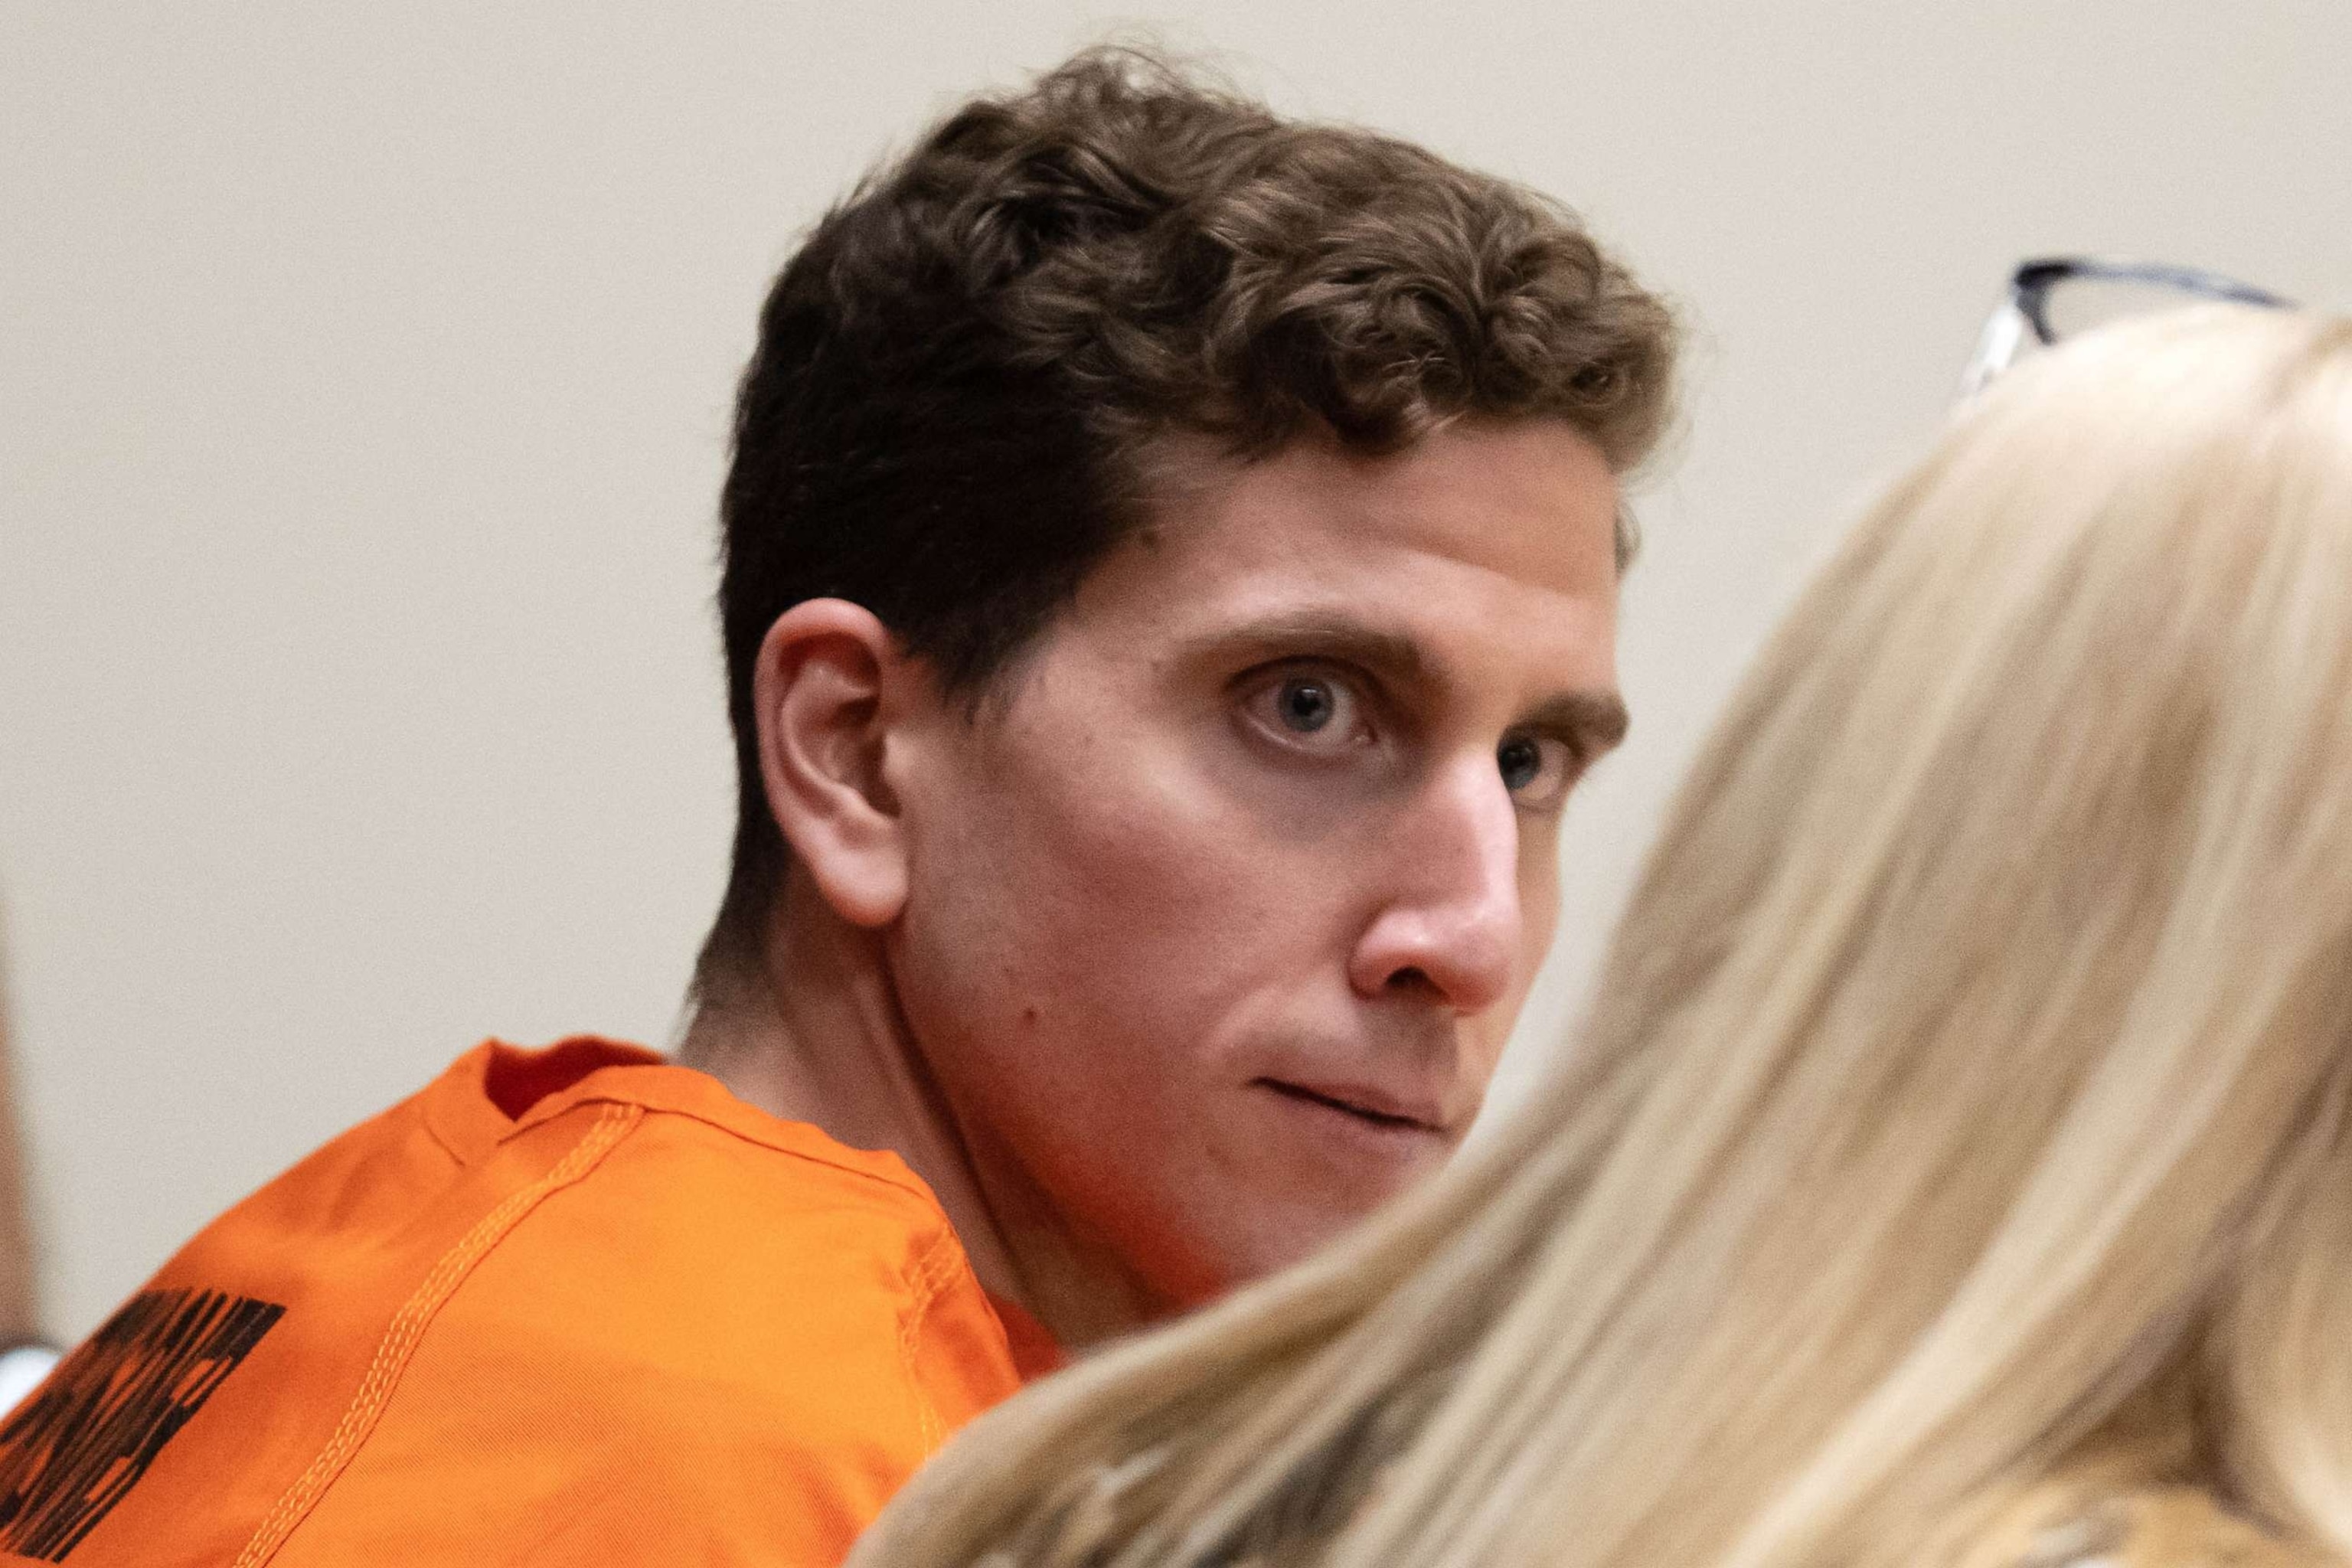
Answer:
[
  {"left": 1120, "top": 1103, "right": 1460, "bottom": 1309},
  {"left": 1197, "top": 1169, "right": 1452, "bottom": 1293}
]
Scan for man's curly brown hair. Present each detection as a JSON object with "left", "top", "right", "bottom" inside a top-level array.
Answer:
[{"left": 706, "top": 46, "right": 1678, "bottom": 959}]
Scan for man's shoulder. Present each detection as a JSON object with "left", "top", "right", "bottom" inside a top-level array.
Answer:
[
  {"left": 379, "top": 1037, "right": 1010, "bottom": 1410},
  {"left": 162, "top": 1037, "right": 966, "bottom": 1333},
  {"left": 4, "top": 1040, "right": 1027, "bottom": 1566},
  {"left": 469, "top": 1052, "right": 994, "bottom": 1378},
  {"left": 286, "top": 1099, "right": 1014, "bottom": 1563},
  {"left": 313, "top": 1044, "right": 1028, "bottom": 1560},
  {"left": 559, "top": 1045, "right": 963, "bottom": 1245}
]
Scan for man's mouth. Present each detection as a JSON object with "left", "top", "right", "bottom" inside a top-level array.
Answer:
[{"left": 1254, "top": 1078, "right": 1445, "bottom": 1135}]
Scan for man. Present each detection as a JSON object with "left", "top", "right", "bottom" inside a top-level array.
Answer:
[{"left": 0, "top": 48, "right": 1674, "bottom": 1566}]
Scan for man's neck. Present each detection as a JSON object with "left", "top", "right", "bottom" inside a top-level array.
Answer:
[{"left": 673, "top": 876, "right": 1161, "bottom": 1351}]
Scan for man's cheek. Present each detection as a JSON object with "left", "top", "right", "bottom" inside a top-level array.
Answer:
[
  {"left": 1044, "top": 835, "right": 1264, "bottom": 980},
  {"left": 1518, "top": 858, "right": 1563, "bottom": 967}
]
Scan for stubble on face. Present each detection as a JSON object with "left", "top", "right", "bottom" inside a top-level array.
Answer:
[{"left": 883, "top": 420, "right": 1625, "bottom": 1327}]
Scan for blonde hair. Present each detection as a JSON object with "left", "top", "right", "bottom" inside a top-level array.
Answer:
[{"left": 851, "top": 306, "right": 2352, "bottom": 1568}]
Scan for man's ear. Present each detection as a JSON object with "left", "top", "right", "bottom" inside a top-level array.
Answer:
[{"left": 750, "top": 599, "right": 914, "bottom": 929}]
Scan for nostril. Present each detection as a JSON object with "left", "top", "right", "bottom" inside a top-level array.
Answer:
[{"left": 1385, "top": 966, "right": 1438, "bottom": 995}]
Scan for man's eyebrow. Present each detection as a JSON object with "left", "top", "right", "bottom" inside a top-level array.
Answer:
[
  {"left": 1521, "top": 690, "right": 1630, "bottom": 758},
  {"left": 1184, "top": 612, "right": 1432, "bottom": 681}
]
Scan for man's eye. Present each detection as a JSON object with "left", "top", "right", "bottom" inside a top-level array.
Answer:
[
  {"left": 1498, "top": 733, "right": 1577, "bottom": 810},
  {"left": 1242, "top": 671, "right": 1372, "bottom": 753},
  {"left": 1276, "top": 678, "right": 1338, "bottom": 733}
]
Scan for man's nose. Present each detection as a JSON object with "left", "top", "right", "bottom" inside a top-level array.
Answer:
[{"left": 1348, "top": 753, "right": 1524, "bottom": 1014}]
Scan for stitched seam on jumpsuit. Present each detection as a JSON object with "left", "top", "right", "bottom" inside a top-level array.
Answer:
[
  {"left": 229, "top": 1101, "right": 642, "bottom": 1567},
  {"left": 897, "top": 1224, "right": 965, "bottom": 1454}
]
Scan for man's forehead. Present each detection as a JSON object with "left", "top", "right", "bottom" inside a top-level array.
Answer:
[
  {"left": 1118, "top": 420, "right": 1622, "bottom": 602},
  {"left": 1015, "top": 422, "right": 1626, "bottom": 740}
]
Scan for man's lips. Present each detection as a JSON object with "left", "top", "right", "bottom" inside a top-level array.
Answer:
[{"left": 1253, "top": 1077, "right": 1451, "bottom": 1136}]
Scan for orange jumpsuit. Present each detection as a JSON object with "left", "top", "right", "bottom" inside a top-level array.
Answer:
[{"left": 0, "top": 1039, "right": 1054, "bottom": 1566}]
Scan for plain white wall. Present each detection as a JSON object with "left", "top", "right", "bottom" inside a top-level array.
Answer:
[{"left": 5, "top": 1, "right": 2347, "bottom": 1339}]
